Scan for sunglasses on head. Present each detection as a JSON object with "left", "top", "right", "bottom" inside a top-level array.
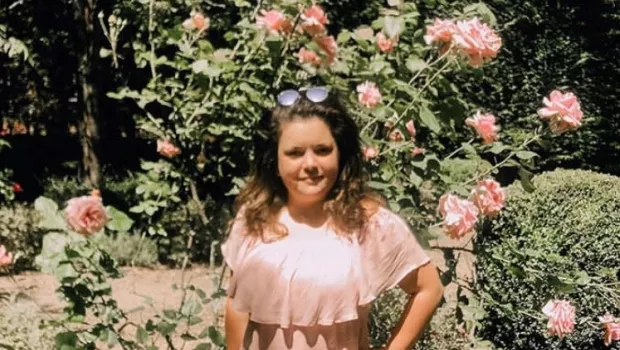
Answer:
[{"left": 276, "top": 86, "right": 330, "bottom": 107}]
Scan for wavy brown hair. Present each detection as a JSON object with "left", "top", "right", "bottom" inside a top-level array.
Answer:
[{"left": 234, "top": 89, "right": 385, "bottom": 240}]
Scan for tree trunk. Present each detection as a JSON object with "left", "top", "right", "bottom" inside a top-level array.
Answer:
[{"left": 73, "top": 0, "right": 102, "bottom": 189}]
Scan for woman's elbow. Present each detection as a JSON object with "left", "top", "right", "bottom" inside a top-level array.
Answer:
[{"left": 431, "top": 280, "right": 444, "bottom": 305}]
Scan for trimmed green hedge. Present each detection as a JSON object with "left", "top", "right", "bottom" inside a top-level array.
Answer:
[{"left": 475, "top": 169, "right": 620, "bottom": 349}]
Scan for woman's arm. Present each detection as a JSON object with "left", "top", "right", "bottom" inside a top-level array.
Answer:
[
  {"left": 225, "top": 296, "right": 249, "bottom": 350},
  {"left": 385, "top": 262, "right": 444, "bottom": 350}
]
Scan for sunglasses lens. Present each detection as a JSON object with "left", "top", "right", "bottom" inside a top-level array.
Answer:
[
  {"left": 306, "top": 87, "right": 329, "bottom": 103},
  {"left": 277, "top": 90, "right": 300, "bottom": 106}
]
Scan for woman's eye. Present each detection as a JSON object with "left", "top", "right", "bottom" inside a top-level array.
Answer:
[
  {"left": 285, "top": 150, "right": 304, "bottom": 157},
  {"left": 314, "top": 147, "right": 332, "bottom": 155}
]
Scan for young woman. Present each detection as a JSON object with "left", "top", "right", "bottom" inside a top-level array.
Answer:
[{"left": 222, "top": 87, "right": 444, "bottom": 350}]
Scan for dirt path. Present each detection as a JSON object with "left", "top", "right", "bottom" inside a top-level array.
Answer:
[{"left": 0, "top": 266, "right": 227, "bottom": 349}]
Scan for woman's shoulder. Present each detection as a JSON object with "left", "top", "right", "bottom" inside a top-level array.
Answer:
[{"left": 364, "top": 204, "right": 406, "bottom": 229}]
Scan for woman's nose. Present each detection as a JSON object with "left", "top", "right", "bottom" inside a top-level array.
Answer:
[{"left": 303, "top": 153, "right": 318, "bottom": 170}]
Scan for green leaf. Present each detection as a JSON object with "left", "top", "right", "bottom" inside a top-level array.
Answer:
[
  {"left": 518, "top": 167, "right": 536, "bottom": 193},
  {"left": 194, "top": 344, "right": 212, "bottom": 350},
  {"left": 488, "top": 143, "right": 510, "bottom": 154},
  {"left": 405, "top": 58, "right": 427, "bottom": 73},
  {"left": 548, "top": 275, "right": 576, "bottom": 294},
  {"left": 419, "top": 106, "right": 441, "bottom": 133},
  {"left": 461, "top": 142, "right": 477, "bottom": 156},
  {"left": 163, "top": 309, "right": 177, "bottom": 319},
  {"left": 384, "top": 16, "right": 404, "bottom": 38},
  {"left": 507, "top": 265, "right": 526, "bottom": 279},
  {"left": 516, "top": 151, "right": 538, "bottom": 160},
  {"left": 192, "top": 60, "right": 222, "bottom": 77},
  {"left": 35, "top": 231, "right": 84, "bottom": 275},
  {"left": 157, "top": 321, "right": 177, "bottom": 336},
  {"left": 369, "top": 60, "right": 389, "bottom": 73},
  {"left": 34, "top": 196, "right": 66, "bottom": 231},
  {"left": 208, "top": 326, "right": 226, "bottom": 346},
  {"left": 136, "top": 326, "right": 149, "bottom": 344},
  {"left": 181, "top": 333, "right": 197, "bottom": 341},
  {"left": 55, "top": 332, "right": 78, "bottom": 347},
  {"left": 353, "top": 26, "right": 374, "bottom": 41},
  {"left": 66, "top": 314, "right": 84, "bottom": 323},
  {"left": 265, "top": 36, "right": 283, "bottom": 59},
  {"left": 99, "top": 329, "right": 119, "bottom": 348},
  {"left": 188, "top": 316, "right": 203, "bottom": 326},
  {"left": 234, "top": 0, "right": 251, "bottom": 8},
  {"left": 195, "top": 288, "right": 207, "bottom": 299},
  {"left": 464, "top": 2, "right": 497, "bottom": 26},
  {"left": 105, "top": 206, "right": 134, "bottom": 232},
  {"left": 191, "top": 59, "right": 209, "bottom": 73},
  {"left": 181, "top": 300, "right": 203, "bottom": 316},
  {"left": 336, "top": 31, "right": 351, "bottom": 44},
  {"left": 198, "top": 326, "right": 210, "bottom": 339},
  {"left": 574, "top": 271, "right": 591, "bottom": 285},
  {"left": 409, "top": 171, "right": 423, "bottom": 187},
  {"left": 99, "top": 47, "right": 111, "bottom": 58}
]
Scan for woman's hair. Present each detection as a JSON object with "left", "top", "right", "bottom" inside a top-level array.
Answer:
[{"left": 234, "top": 89, "right": 385, "bottom": 240}]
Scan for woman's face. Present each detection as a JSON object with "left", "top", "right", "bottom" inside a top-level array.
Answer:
[{"left": 277, "top": 116, "right": 340, "bottom": 205}]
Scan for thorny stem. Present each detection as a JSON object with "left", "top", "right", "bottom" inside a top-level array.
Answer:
[
  {"left": 445, "top": 138, "right": 475, "bottom": 160},
  {"left": 393, "top": 58, "right": 453, "bottom": 125},
  {"left": 463, "top": 133, "right": 541, "bottom": 186},
  {"left": 148, "top": 0, "right": 156, "bottom": 80}
]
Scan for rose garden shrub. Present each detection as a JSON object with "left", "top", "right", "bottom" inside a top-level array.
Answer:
[
  {"left": 0, "top": 203, "right": 44, "bottom": 272},
  {"left": 475, "top": 169, "right": 620, "bottom": 349},
  {"left": 92, "top": 230, "right": 158, "bottom": 267}
]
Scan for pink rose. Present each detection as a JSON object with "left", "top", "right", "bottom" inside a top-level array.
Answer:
[
  {"left": 157, "top": 139, "right": 182, "bottom": 158},
  {"left": 256, "top": 9, "right": 291, "bottom": 34},
  {"left": 192, "top": 13, "right": 208, "bottom": 31},
  {"left": 314, "top": 35, "right": 337, "bottom": 63},
  {"left": 451, "top": 17, "right": 502, "bottom": 67},
  {"left": 411, "top": 147, "right": 425, "bottom": 156},
  {"left": 600, "top": 313, "right": 620, "bottom": 346},
  {"left": 471, "top": 179, "right": 505, "bottom": 216},
  {"left": 301, "top": 5, "right": 328, "bottom": 36},
  {"left": 542, "top": 300, "right": 576, "bottom": 338},
  {"left": 64, "top": 195, "right": 107, "bottom": 236},
  {"left": 0, "top": 245, "right": 13, "bottom": 267},
  {"left": 465, "top": 111, "right": 500, "bottom": 144},
  {"left": 438, "top": 194, "right": 479, "bottom": 240},
  {"left": 537, "top": 90, "right": 583, "bottom": 134},
  {"left": 424, "top": 18, "right": 457, "bottom": 45},
  {"left": 298, "top": 48, "right": 321, "bottom": 66},
  {"left": 362, "top": 146, "right": 379, "bottom": 160},
  {"left": 356, "top": 81, "right": 381, "bottom": 108},
  {"left": 389, "top": 129, "right": 404, "bottom": 142},
  {"left": 183, "top": 12, "right": 209, "bottom": 31},
  {"left": 376, "top": 32, "right": 397, "bottom": 53},
  {"left": 406, "top": 120, "right": 416, "bottom": 139}
]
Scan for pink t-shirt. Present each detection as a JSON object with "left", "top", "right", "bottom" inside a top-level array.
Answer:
[{"left": 221, "top": 206, "right": 430, "bottom": 350}]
